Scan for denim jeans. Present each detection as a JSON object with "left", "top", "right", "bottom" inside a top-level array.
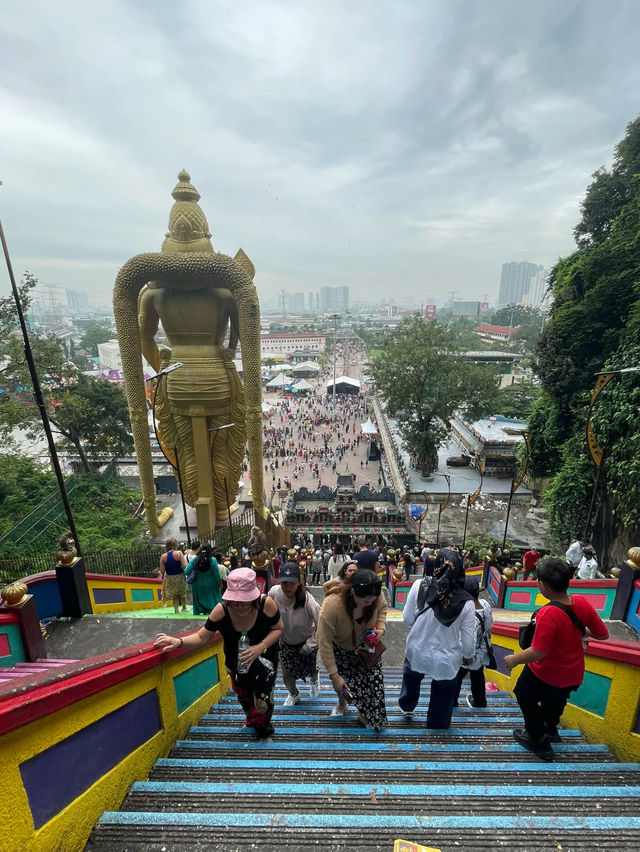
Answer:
[{"left": 399, "top": 658, "right": 459, "bottom": 729}]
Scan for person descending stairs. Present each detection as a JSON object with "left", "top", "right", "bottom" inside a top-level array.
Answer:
[{"left": 86, "top": 667, "right": 640, "bottom": 851}]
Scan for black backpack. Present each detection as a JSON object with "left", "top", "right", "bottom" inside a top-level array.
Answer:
[{"left": 519, "top": 602, "right": 586, "bottom": 649}]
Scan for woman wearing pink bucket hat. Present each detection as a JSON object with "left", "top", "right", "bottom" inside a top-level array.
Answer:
[{"left": 155, "top": 567, "right": 283, "bottom": 738}]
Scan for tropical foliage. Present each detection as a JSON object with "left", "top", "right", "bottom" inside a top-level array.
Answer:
[
  {"left": 367, "top": 316, "right": 498, "bottom": 475},
  {"left": 531, "top": 116, "right": 640, "bottom": 561}
]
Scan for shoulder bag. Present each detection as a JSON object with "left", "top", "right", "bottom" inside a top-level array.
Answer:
[
  {"left": 519, "top": 601, "right": 585, "bottom": 649},
  {"left": 476, "top": 611, "right": 497, "bottom": 669}
]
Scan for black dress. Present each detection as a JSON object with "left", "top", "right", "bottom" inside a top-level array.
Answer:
[{"left": 205, "top": 595, "right": 280, "bottom": 738}]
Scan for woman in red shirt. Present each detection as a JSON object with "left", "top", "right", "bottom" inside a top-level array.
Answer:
[{"left": 505, "top": 558, "right": 608, "bottom": 761}]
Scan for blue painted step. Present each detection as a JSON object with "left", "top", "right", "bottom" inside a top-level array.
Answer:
[{"left": 85, "top": 666, "right": 640, "bottom": 851}]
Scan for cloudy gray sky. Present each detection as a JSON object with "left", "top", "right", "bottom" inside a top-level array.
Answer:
[{"left": 2, "top": 0, "right": 639, "bottom": 308}]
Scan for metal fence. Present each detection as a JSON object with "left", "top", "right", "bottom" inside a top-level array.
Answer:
[
  {"left": 198, "top": 506, "right": 255, "bottom": 554},
  {"left": 0, "top": 457, "right": 119, "bottom": 553},
  {"left": 0, "top": 505, "right": 257, "bottom": 586},
  {"left": 0, "top": 477, "right": 84, "bottom": 552}
]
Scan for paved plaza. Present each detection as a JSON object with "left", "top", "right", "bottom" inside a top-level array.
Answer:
[{"left": 259, "top": 356, "right": 385, "bottom": 503}]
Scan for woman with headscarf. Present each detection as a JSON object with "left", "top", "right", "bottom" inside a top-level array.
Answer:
[
  {"left": 398, "top": 548, "right": 476, "bottom": 729},
  {"left": 185, "top": 543, "right": 223, "bottom": 615}
]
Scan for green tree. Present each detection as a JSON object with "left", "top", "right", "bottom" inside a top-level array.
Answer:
[
  {"left": 0, "top": 455, "right": 57, "bottom": 537},
  {"left": 81, "top": 325, "right": 115, "bottom": 357},
  {"left": 0, "top": 273, "right": 132, "bottom": 471},
  {"left": 447, "top": 317, "right": 489, "bottom": 350},
  {"left": 0, "top": 270, "right": 39, "bottom": 343},
  {"left": 0, "top": 455, "right": 145, "bottom": 556},
  {"left": 495, "top": 382, "right": 542, "bottom": 420},
  {"left": 530, "top": 115, "right": 640, "bottom": 559},
  {"left": 47, "top": 376, "right": 134, "bottom": 472},
  {"left": 490, "top": 306, "right": 546, "bottom": 358},
  {"left": 368, "top": 316, "right": 498, "bottom": 475}
]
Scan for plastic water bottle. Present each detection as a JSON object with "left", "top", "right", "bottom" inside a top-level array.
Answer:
[{"left": 237, "top": 631, "right": 250, "bottom": 674}]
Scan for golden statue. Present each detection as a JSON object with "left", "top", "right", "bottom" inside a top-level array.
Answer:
[{"left": 113, "top": 170, "right": 265, "bottom": 536}]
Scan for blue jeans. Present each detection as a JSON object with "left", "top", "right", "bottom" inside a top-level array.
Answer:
[{"left": 399, "top": 658, "right": 458, "bottom": 729}]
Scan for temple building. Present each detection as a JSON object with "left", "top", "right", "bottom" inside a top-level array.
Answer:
[{"left": 450, "top": 415, "right": 528, "bottom": 478}]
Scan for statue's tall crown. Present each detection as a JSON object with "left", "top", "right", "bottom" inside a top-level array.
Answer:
[{"left": 162, "top": 170, "right": 214, "bottom": 254}]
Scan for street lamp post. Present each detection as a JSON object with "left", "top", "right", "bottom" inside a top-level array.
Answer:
[
  {"left": 583, "top": 367, "right": 640, "bottom": 538},
  {"left": 435, "top": 474, "right": 451, "bottom": 547},
  {"left": 172, "top": 444, "right": 191, "bottom": 549},
  {"left": 0, "top": 215, "right": 82, "bottom": 555},
  {"left": 330, "top": 314, "right": 340, "bottom": 417},
  {"left": 502, "top": 433, "right": 530, "bottom": 549}
]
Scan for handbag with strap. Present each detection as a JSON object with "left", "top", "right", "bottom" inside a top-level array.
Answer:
[
  {"left": 351, "top": 619, "right": 386, "bottom": 669},
  {"left": 519, "top": 601, "right": 586, "bottom": 649}
]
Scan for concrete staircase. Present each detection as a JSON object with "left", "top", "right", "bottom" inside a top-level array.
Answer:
[{"left": 86, "top": 667, "right": 640, "bottom": 851}]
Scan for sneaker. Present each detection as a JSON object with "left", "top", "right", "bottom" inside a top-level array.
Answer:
[
  {"left": 330, "top": 703, "right": 348, "bottom": 716},
  {"left": 513, "top": 727, "right": 554, "bottom": 762},
  {"left": 398, "top": 702, "right": 413, "bottom": 718},
  {"left": 283, "top": 692, "right": 300, "bottom": 706},
  {"left": 309, "top": 679, "right": 321, "bottom": 698},
  {"left": 466, "top": 694, "right": 477, "bottom": 708}
]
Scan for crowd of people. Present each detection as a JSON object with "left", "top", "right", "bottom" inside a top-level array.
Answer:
[
  {"left": 258, "top": 389, "right": 384, "bottom": 494},
  {"left": 155, "top": 526, "right": 611, "bottom": 758}
]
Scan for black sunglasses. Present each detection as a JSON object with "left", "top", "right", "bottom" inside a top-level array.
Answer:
[{"left": 352, "top": 581, "right": 382, "bottom": 598}]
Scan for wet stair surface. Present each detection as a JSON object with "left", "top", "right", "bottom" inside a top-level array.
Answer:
[{"left": 86, "top": 667, "right": 640, "bottom": 851}]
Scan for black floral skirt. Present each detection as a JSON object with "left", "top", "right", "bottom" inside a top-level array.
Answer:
[
  {"left": 333, "top": 643, "right": 387, "bottom": 730},
  {"left": 279, "top": 640, "right": 318, "bottom": 681}
]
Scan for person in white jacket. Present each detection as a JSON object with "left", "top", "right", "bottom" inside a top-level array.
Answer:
[
  {"left": 398, "top": 548, "right": 476, "bottom": 729},
  {"left": 576, "top": 546, "right": 603, "bottom": 579}
]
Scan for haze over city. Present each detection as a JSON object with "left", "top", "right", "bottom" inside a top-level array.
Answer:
[{"left": 2, "top": 0, "right": 640, "bottom": 307}]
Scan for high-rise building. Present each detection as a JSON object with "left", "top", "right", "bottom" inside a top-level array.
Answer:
[
  {"left": 287, "top": 292, "right": 306, "bottom": 314},
  {"left": 319, "top": 286, "right": 349, "bottom": 313},
  {"left": 497, "top": 263, "right": 545, "bottom": 308},
  {"left": 66, "top": 288, "right": 89, "bottom": 314}
]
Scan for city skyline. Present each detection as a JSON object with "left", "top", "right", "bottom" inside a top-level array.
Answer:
[{"left": 2, "top": 2, "right": 639, "bottom": 306}]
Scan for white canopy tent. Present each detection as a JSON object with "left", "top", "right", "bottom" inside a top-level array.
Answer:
[
  {"left": 291, "top": 361, "right": 320, "bottom": 373},
  {"left": 266, "top": 373, "right": 291, "bottom": 389},
  {"left": 360, "top": 418, "right": 378, "bottom": 436},
  {"left": 267, "top": 363, "right": 293, "bottom": 373},
  {"left": 292, "top": 378, "right": 314, "bottom": 392},
  {"left": 326, "top": 375, "right": 361, "bottom": 394}
]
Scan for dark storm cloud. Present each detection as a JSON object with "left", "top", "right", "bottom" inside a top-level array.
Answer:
[{"left": 1, "top": 0, "right": 639, "bottom": 305}]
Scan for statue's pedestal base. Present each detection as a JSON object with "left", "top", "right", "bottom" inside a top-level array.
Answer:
[{"left": 180, "top": 507, "right": 198, "bottom": 534}]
